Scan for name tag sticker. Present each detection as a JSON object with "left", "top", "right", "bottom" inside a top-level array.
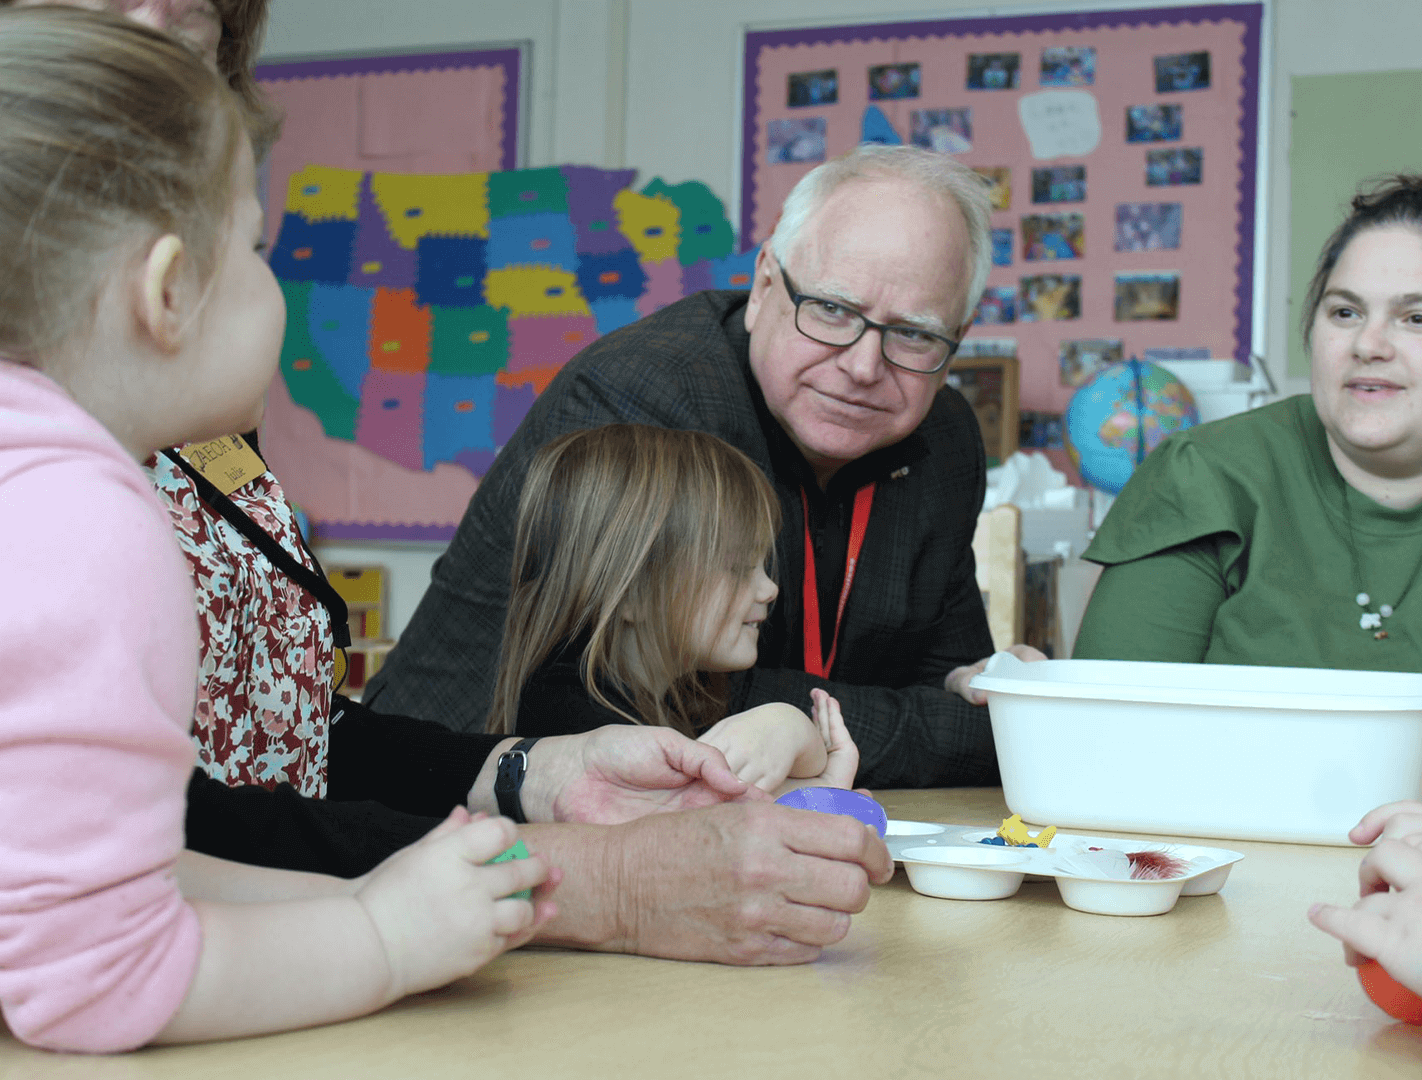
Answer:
[{"left": 175, "top": 435, "right": 267, "bottom": 496}]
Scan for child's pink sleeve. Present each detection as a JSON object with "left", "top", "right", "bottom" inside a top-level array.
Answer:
[{"left": 0, "top": 453, "right": 202, "bottom": 1052}]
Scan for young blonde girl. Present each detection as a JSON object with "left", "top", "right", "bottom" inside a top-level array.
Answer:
[
  {"left": 0, "top": 7, "right": 552, "bottom": 1053},
  {"left": 487, "top": 423, "right": 858, "bottom": 794}
]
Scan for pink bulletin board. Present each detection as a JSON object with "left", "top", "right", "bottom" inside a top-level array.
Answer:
[
  {"left": 741, "top": 5, "right": 1263, "bottom": 430},
  {"left": 254, "top": 48, "right": 520, "bottom": 541},
  {"left": 251, "top": 49, "right": 759, "bottom": 543}
]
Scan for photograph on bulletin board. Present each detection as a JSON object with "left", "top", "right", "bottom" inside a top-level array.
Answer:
[{"left": 740, "top": 2, "right": 1263, "bottom": 468}]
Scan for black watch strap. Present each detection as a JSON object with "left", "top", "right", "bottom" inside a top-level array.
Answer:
[{"left": 494, "top": 737, "right": 541, "bottom": 824}]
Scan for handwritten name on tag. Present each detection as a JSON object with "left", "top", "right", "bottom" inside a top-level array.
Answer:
[{"left": 175, "top": 435, "right": 267, "bottom": 496}]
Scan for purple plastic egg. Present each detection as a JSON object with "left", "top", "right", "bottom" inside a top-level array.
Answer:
[{"left": 775, "top": 786, "right": 888, "bottom": 837}]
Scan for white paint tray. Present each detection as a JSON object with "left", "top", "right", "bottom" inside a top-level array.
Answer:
[
  {"left": 887, "top": 819, "right": 1243, "bottom": 916},
  {"left": 970, "top": 653, "right": 1422, "bottom": 845}
]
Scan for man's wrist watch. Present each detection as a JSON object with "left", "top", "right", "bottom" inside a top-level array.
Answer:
[{"left": 494, "top": 737, "right": 541, "bottom": 824}]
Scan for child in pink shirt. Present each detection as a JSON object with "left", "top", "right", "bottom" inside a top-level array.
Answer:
[{"left": 0, "top": 6, "right": 554, "bottom": 1053}]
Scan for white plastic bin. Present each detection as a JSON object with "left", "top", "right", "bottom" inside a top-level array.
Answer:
[{"left": 969, "top": 653, "right": 1422, "bottom": 845}]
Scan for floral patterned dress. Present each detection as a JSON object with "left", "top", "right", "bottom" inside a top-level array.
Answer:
[{"left": 145, "top": 454, "right": 332, "bottom": 797}]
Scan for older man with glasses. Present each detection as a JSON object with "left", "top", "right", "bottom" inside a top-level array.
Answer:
[{"left": 369, "top": 144, "right": 1019, "bottom": 790}]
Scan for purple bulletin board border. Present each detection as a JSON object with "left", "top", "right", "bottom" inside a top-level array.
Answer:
[
  {"left": 740, "top": 4, "right": 1263, "bottom": 366},
  {"left": 256, "top": 46, "right": 523, "bottom": 173},
  {"left": 318, "top": 522, "right": 456, "bottom": 542}
]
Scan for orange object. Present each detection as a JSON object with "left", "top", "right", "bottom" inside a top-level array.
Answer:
[
  {"left": 367, "top": 288, "right": 432, "bottom": 374},
  {"left": 1358, "top": 959, "right": 1422, "bottom": 1023}
]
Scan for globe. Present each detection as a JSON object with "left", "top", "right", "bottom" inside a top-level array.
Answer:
[{"left": 1065, "top": 358, "right": 1199, "bottom": 494}]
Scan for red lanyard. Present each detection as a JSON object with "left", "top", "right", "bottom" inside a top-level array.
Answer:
[{"left": 801, "top": 482, "right": 876, "bottom": 679}]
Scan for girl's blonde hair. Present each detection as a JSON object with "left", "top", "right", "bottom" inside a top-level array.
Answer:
[
  {"left": 0, "top": 5, "right": 246, "bottom": 359},
  {"left": 487, "top": 424, "right": 781, "bottom": 737}
]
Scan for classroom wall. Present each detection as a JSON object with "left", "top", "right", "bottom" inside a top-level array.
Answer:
[{"left": 260, "top": 0, "right": 1422, "bottom": 638}]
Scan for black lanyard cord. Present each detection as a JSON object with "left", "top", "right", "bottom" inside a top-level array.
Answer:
[{"left": 160, "top": 448, "right": 352, "bottom": 648}]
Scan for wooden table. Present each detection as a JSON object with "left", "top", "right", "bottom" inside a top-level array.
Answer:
[{"left": 3, "top": 788, "right": 1420, "bottom": 1078}]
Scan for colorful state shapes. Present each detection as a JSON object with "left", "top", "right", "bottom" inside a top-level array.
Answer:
[
  {"left": 351, "top": 174, "right": 416, "bottom": 289},
  {"left": 368, "top": 288, "right": 432, "bottom": 374},
  {"left": 493, "top": 382, "right": 537, "bottom": 446},
  {"left": 498, "top": 365, "right": 561, "bottom": 396},
  {"left": 486, "top": 212, "right": 577, "bottom": 272},
  {"left": 305, "top": 283, "right": 375, "bottom": 399},
  {"left": 285, "top": 165, "right": 362, "bottom": 222},
  {"left": 484, "top": 267, "right": 590, "bottom": 317},
  {"left": 355, "top": 369, "right": 424, "bottom": 472},
  {"left": 614, "top": 188, "right": 680, "bottom": 264},
  {"left": 507, "top": 314, "right": 598, "bottom": 374},
  {"left": 681, "top": 259, "right": 715, "bottom": 296},
  {"left": 488, "top": 167, "right": 570, "bottom": 219},
  {"left": 642, "top": 178, "right": 735, "bottom": 266},
  {"left": 590, "top": 298, "right": 640, "bottom": 336},
  {"left": 415, "top": 235, "right": 488, "bottom": 308},
  {"left": 709, "top": 247, "right": 760, "bottom": 290},
  {"left": 575, "top": 249, "right": 646, "bottom": 302},
  {"left": 279, "top": 281, "right": 359, "bottom": 441},
  {"left": 369, "top": 172, "right": 490, "bottom": 250},
  {"left": 563, "top": 165, "right": 639, "bottom": 255},
  {"left": 637, "top": 258, "right": 684, "bottom": 318},
  {"left": 454, "top": 447, "right": 498, "bottom": 478},
  {"left": 269, "top": 213, "right": 356, "bottom": 283},
  {"left": 429, "top": 304, "right": 509, "bottom": 376},
  {"left": 423, "top": 373, "right": 496, "bottom": 471}
]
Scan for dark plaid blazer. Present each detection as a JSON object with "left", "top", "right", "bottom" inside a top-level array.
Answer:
[{"left": 366, "top": 291, "right": 999, "bottom": 788}]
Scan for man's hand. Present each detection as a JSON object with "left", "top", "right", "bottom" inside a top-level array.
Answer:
[
  {"left": 513, "top": 725, "right": 767, "bottom": 825},
  {"left": 944, "top": 644, "right": 1048, "bottom": 705},
  {"left": 586, "top": 801, "right": 894, "bottom": 965}
]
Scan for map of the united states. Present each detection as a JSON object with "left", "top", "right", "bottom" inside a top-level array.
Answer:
[{"left": 270, "top": 163, "right": 757, "bottom": 478}]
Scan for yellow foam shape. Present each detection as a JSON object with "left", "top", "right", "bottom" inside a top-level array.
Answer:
[
  {"left": 285, "top": 165, "right": 362, "bottom": 221},
  {"left": 614, "top": 189, "right": 680, "bottom": 263},
  {"left": 369, "top": 172, "right": 490, "bottom": 249},
  {"left": 484, "top": 266, "right": 590, "bottom": 317},
  {"left": 996, "top": 814, "right": 1056, "bottom": 848}
]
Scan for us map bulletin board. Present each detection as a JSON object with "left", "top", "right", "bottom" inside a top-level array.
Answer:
[
  {"left": 741, "top": 4, "right": 1263, "bottom": 453},
  {"left": 254, "top": 48, "right": 519, "bottom": 541},
  {"left": 255, "top": 49, "right": 756, "bottom": 541}
]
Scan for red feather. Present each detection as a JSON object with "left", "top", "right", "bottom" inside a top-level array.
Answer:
[{"left": 1127, "top": 849, "right": 1189, "bottom": 880}]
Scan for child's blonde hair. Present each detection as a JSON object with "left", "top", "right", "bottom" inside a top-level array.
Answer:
[
  {"left": 0, "top": 5, "right": 246, "bottom": 360},
  {"left": 487, "top": 424, "right": 781, "bottom": 737}
]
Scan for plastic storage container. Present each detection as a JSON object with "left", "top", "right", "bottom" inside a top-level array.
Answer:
[{"left": 969, "top": 653, "right": 1422, "bottom": 845}]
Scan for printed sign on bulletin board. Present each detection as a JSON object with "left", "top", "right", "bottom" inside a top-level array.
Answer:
[{"left": 740, "top": 3, "right": 1263, "bottom": 427}]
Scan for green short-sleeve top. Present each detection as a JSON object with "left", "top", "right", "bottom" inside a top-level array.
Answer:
[{"left": 1077, "top": 395, "right": 1422, "bottom": 671}]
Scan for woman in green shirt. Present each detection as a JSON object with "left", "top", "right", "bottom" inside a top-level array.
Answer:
[{"left": 1074, "top": 175, "right": 1422, "bottom": 672}]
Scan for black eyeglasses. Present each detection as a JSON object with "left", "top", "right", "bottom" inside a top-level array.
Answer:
[{"left": 779, "top": 266, "right": 959, "bottom": 375}]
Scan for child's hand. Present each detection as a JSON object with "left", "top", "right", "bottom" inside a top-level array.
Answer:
[
  {"left": 807, "top": 688, "right": 859, "bottom": 789},
  {"left": 354, "top": 808, "right": 557, "bottom": 1001},
  {"left": 1350, "top": 801, "right": 1422, "bottom": 850},
  {"left": 1309, "top": 839, "right": 1422, "bottom": 994},
  {"left": 698, "top": 703, "right": 825, "bottom": 792}
]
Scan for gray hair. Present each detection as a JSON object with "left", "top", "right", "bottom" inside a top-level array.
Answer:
[{"left": 767, "top": 144, "right": 993, "bottom": 326}]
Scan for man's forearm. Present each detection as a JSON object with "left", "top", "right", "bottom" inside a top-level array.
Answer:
[{"left": 517, "top": 823, "right": 627, "bottom": 951}]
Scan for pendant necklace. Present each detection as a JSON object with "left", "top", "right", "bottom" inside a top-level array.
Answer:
[{"left": 1343, "top": 486, "right": 1420, "bottom": 641}]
